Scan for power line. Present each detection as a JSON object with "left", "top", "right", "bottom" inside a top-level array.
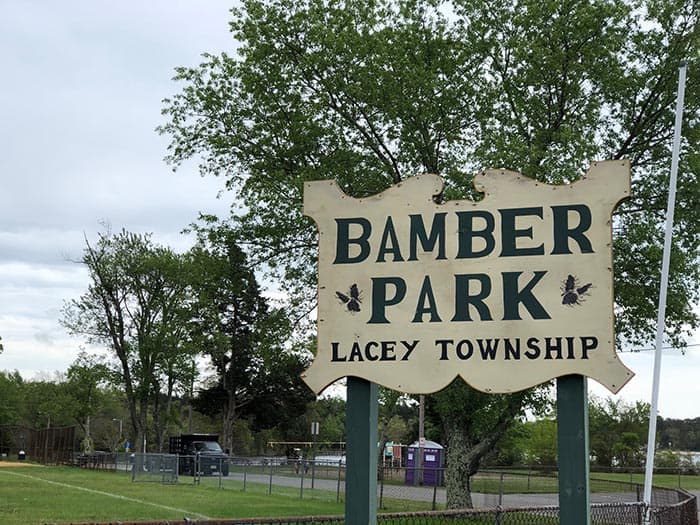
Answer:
[{"left": 619, "top": 343, "right": 700, "bottom": 353}]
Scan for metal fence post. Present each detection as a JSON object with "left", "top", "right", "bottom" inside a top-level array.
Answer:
[
  {"left": 300, "top": 459, "right": 305, "bottom": 499},
  {"left": 498, "top": 472, "right": 504, "bottom": 507},
  {"left": 194, "top": 453, "right": 201, "bottom": 485},
  {"left": 243, "top": 461, "right": 247, "bottom": 492},
  {"left": 336, "top": 459, "right": 343, "bottom": 503},
  {"left": 268, "top": 459, "right": 274, "bottom": 495},
  {"left": 311, "top": 459, "right": 316, "bottom": 490},
  {"left": 636, "top": 488, "right": 643, "bottom": 525},
  {"left": 379, "top": 467, "right": 384, "bottom": 510}
]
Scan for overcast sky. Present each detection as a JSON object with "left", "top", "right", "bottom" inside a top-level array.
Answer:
[{"left": 1, "top": 1, "right": 698, "bottom": 420}]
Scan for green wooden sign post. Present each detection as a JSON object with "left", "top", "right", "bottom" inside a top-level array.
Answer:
[
  {"left": 345, "top": 376, "right": 378, "bottom": 525},
  {"left": 557, "top": 374, "right": 591, "bottom": 525}
]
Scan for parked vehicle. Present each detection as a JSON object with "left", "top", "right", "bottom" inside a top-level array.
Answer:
[{"left": 168, "top": 434, "right": 229, "bottom": 476}]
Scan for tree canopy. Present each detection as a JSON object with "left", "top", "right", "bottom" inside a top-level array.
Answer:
[
  {"left": 159, "top": 0, "right": 698, "bottom": 506},
  {"left": 61, "top": 229, "right": 193, "bottom": 452},
  {"left": 160, "top": 0, "right": 699, "bottom": 347},
  {"left": 59, "top": 225, "right": 313, "bottom": 454},
  {"left": 186, "top": 219, "right": 313, "bottom": 452}
]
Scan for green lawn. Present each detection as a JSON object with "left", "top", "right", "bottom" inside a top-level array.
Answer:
[
  {"left": 197, "top": 471, "right": 445, "bottom": 513},
  {"left": 478, "top": 469, "right": 700, "bottom": 492},
  {"left": 590, "top": 471, "right": 700, "bottom": 491},
  {"left": 0, "top": 466, "right": 344, "bottom": 525},
  {"left": 0, "top": 465, "right": 449, "bottom": 524},
  {"left": 3, "top": 465, "right": 693, "bottom": 525}
]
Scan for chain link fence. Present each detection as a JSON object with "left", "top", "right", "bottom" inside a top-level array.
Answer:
[
  {"left": 60, "top": 500, "right": 697, "bottom": 525},
  {"left": 130, "top": 452, "right": 178, "bottom": 483},
  {"left": 67, "top": 454, "right": 698, "bottom": 524},
  {"left": 1, "top": 424, "right": 76, "bottom": 465}
]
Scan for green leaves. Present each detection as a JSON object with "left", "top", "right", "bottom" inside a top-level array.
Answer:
[
  {"left": 588, "top": 396, "right": 650, "bottom": 467},
  {"left": 60, "top": 229, "right": 197, "bottom": 451},
  {"left": 161, "top": 0, "right": 698, "bottom": 349},
  {"left": 157, "top": 2, "right": 698, "bottom": 497},
  {"left": 185, "top": 218, "right": 313, "bottom": 450},
  {"left": 460, "top": 0, "right": 629, "bottom": 181},
  {"left": 155, "top": 1, "right": 699, "bottom": 499}
]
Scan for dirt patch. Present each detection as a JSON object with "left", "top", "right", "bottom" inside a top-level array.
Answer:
[{"left": 0, "top": 461, "right": 40, "bottom": 467}]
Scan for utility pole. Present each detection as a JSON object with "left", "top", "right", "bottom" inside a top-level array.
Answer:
[
  {"left": 311, "top": 421, "right": 320, "bottom": 451},
  {"left": 417, "top": 394, "right": 425, "bottom": 485},
  {"left": 643, "top": 60, "right": 688, "bottom": 524}
]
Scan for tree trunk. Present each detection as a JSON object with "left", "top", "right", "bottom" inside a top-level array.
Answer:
[
  {"left": 126, "top": 393, "right": 140, "bottom": 452},
  {"left": 135, "top": 398, "right": 150, "bottom": 452},
  {"left": 153, "top": 387, "right": 162, "bottom": 452},
  {"left": 82, "top": 415, "right": 92, "bottom": 453},
  {"left": 442, "top": 392, "right": 527, "bottom": 509},
  {"left": 159, "top": 375, "right": 175, "bottom": 452},
  {"left": 222, "top": 392, "right": 236, "bottom": 454},
  {"left": 444, "top": 424, "right": 475, "bottom": 509},
  {"left": 153, "top": 373, "right": 176, "bottom": 453}
]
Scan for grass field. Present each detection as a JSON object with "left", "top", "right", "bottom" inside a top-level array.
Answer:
[
  {"left": 485, "top": 469, "right": 700, "bottom": 492},
  {"left": 591, "top": 471, "right": 700, "bottom": 491},
  {"left": 1, "top": 463, "right": 695, "bottom": 524},
  {"left": 0, "top": 465, "right": 344, "bottom": 525},
  {"left": 0, "top": 464, "right": 562, "bottom": 525},
  {"left": 0, "top": 464, "right": 448, "bottom": 524}
]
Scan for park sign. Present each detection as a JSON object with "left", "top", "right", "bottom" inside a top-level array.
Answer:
[{"left": 302, "top": 161, "right": 634, "bottom": 395}]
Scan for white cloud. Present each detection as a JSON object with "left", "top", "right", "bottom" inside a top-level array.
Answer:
[
  {"left": 589, "top": 349, "right": 700, "bottom": 419},
  {"left": 0, "top": 1, "right": 235, "bottom": 381}
]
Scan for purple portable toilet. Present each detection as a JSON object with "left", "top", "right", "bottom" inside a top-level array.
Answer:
[{"left": 404, "top": 440, "right": 444, "bottom": 486}]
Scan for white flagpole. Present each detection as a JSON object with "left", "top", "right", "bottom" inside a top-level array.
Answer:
[{"left": 642, "top": 60, "right": 688, "bottom": 519}]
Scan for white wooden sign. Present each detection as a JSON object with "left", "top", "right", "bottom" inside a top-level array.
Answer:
[{"left": 302, "top": 161, "right": 634, "bottom": 395}]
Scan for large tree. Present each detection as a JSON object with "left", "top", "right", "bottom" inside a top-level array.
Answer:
[
  {"left": 588, "top": 396, "right": 650, "bottom": 467},
  {"left": 427, "top": 382, "right": 550, "bottom": 507},
  {"left": 186, "top": 219, "right": 313, "bottom": 453},
  {"left": 658, "top": 416, "right": 700, "bottom": 451},
  {"left": 160, "top": 0, "right": 698, "bottom": 506},
  {"left": 61, "top": 229, "right": 193, "bottom": 452}
]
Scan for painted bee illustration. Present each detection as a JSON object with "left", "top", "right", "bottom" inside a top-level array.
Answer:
[
  {"left": 561, "top": 274, "right": 592, "bottom": 306},
  {"left": 336, "top": 283, "right": 362, "bottom": 312}
]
